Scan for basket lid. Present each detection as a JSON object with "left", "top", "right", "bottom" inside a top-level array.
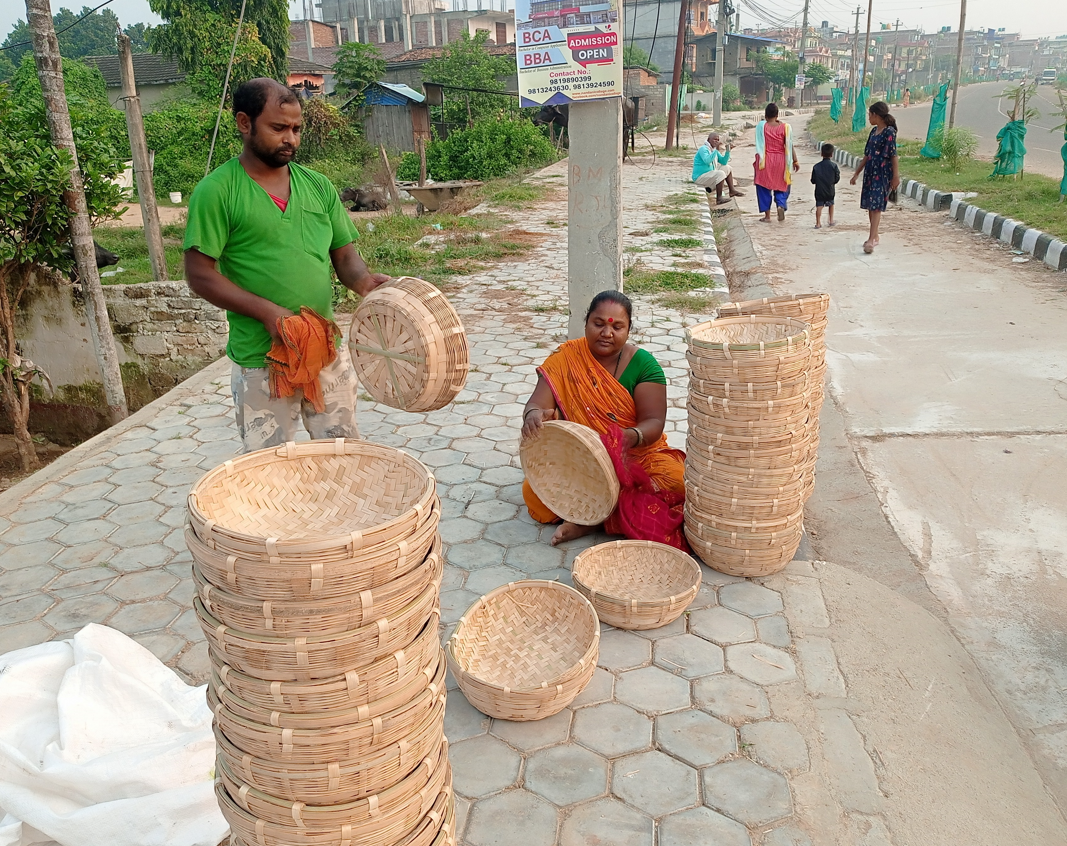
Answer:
[{"left": 348, "top": 276, "right": 469, "bottom": 413}]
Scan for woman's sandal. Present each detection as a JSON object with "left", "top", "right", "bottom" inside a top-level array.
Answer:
[
  {"left": 862, "top": 240, "right": 874, "bottom": 254},
  {"left": 777, "top": 207, "right": 786, "bottom": 221}
]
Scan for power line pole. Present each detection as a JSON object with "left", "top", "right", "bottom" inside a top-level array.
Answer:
[
  {"left": 665, "top": 0, "right": 688, "bottom": 149},
  {"left": 848, "top": 5, "right": 861, "bottom": 104},
  {"left": 713, "top": 0, "right": 726, "bottom": 124},
  {"left": 860, "top": 0, "right": 873, "bottom": 93},
  {"left": 25, "top": 0, "right": 128, "bottom": 424},
  {"left": 798, "top": 0, "right": 810, "bottom": 107},
  {"left": 891, "top": 19, "right": 901, "bottom": 101},
  {"left": 949, "top": 0, "right": 966, "bottom": 128},
  {"left": 117, "top": 29, "right": 167, "bottom": 282}
]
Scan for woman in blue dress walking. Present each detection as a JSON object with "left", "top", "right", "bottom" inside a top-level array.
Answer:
[{"left": 849, "top": 101, "right": 900, "bottom": 254}]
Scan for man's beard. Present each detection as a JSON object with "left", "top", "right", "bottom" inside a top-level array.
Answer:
[{"left": 249, "top": 124, "right": 296, "bottom": 168}]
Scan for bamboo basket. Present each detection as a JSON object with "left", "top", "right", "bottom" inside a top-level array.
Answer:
[
  {"left": 686, "top": 437, "right": 814, "bottom": 471},
  {"left": 571, "top": 540, "right": 701, "bottom": 630},
  {"left": 688, "top": 373, "right": 814, "bottom": 401},
  {"left": 685, "top": 516, "right": 804, "bottom": 549},
  {"left": 685, "top": 473, "right": 806, "bottom": 500},
  {"left": 188, "top": 440, "right": 436, "bottom": 559},
  {"left": 687, "top": 315, "right": 812, "bottom": 357},
  {"left": 210, "top": 611, "right": 441, "bottom": 713},
  {"left": 193, "top": 538, "right": 442, "bottom": 637},
  {"left": 687, "top": 529, "right": 802, "bottom": 577},
  {"left": 687, "top": 351, "right": 814, "bottom": 384},
  {"left": 685, "top": 484, "right": 804, "bottom": 521},
  {"left": 519, "top": 421, "right": 619, "bottom": 526},
  {"left": 686, "top": 459, "right": 806, "bottom": 487},
  {"left": 686, "top": 390, "right": 811, "bottom": 421},
  {"left": 216, "top": 739, "right": 449, "bottom": 840},
  {"left": 716, "top": 293, "right": 830, "bottom": 323},
  {"left": 686, "top": 403, "right": 811, "bottom": 436},
  {"left": 682, "top": 424, "right": 805, "bottom": 450},
  {"left": 446, "top": 580, "right": 599, "bottom": 721},
  {"left": 195, "top": 579, "right": 441, "bottom": 682},
  {"left": 683, "top": 503, "right": 804, "bottom": 533},
  {"left": 186, "top": 511, "right": 439, "bottom": 601},
  {"left": 348, "top": 276, "right": 469, "bottom": 413}
]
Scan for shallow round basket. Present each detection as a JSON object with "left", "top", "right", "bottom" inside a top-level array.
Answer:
[
  {"left": 716, "top": 293, "right": 830, "bottom": 323},
  {"left": 686, "top": 483, "right": 804, "bottom": 521},
  {"left": 689, "top": 373, "right": 813, "bottom": 402},
  {"left": 195, "top": 577, "right": 440, "bottom": 682},
  {"left": 687, "top": 390, "right": 811, "bottom": 421},
  {"left": 193, "top": 536, "right": 442, "bottom": 637},
  {"left": 571, "top": 540, "right": 702, "bottom": 630},
  {"left": 216, "top": 739, "right": 448, "bottom": 842},
  {"left": 188, "top": 439, "right": 436, "bottom": 559},
  {"left": 519, "top": 421, "right": 619, "bottom": 526},
  {"left": 687, "top": 402, "right": 812, "bottom": 438},
  {"left": 348, "top": 276, "right": 469, "bottom": 413},
  {"left": 686, "top": 351, "right": 813, "bottom": 384},
  {"left": 687, "top": 316, "right": 811, "bottom": 356},
  {"left": 685, "top": 455, "right": 805, "bottom": 487},
  {"left": 446, "top": 580, "right": 600, "bottom": 721},
  {"left": 687, "top": 529, "right": 802, "bottom": 577},
  {"left": 686, "top": 437, "right": 813, "bottom": 471}
]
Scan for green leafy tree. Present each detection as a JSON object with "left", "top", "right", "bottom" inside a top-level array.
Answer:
[
  {"left": 333, "top": 41, "right": 385, "bottom": 101},
  {"left": 424, "top": 115, "right": 555, "bottom": 180},
  {"left": 754, "top": 51, "right": 799, "bottom": 101},
  {"left": 149, "top": 0, "right": 289, "bottom": 80},
  {"left": 721, "top": 82, "right": 744, "bottom": 110},
  {"left": 122, "top": 23, "right": 153, "bottom": 52},
  {"left": 804, "top": 62, "right": 833, "bottom": 87},
  {"left": 0, "top": 85, "right": 123, "bottom": 470},
  {"left": 423, "top": 31, "right": 516, "bottom": 127},
  {"left": 143, "top": 99, "right": 243, "bottom": 195},
  {"left": 181, "top": 18, "right": 275, "bottom": 103},
  {"left": 0, "top": 53, "right": 15, "bottom": 83},
  {"left": 2, "top": 9, "right": 153, "bottom": 65},
  {"left": 623, "top": 43, "right": 660, "bottom": 73}
]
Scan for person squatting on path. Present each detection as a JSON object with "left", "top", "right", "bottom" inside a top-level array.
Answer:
[
  {"left": 520, "top": 291, "right": 688, "bottom": 551},
  {"left": 811, "top": 143, "right": 840, "bottom": 229},
  {"left": 692, "top": 132, "right": 745, "bottom": 211},
  {"left": 754, "top": 102, "right": 800, "bottom": 223},
  {"left": 850, "top": 100, "right": 901, "bottom": 254},
  {"left": 183, "top": 78, "right": 388, "bottom": 452}
]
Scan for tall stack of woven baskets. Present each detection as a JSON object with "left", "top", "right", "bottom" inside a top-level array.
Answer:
[
  {"left": 185, "top": 440, "right": 454, "bottom": 846},
  {"left": 684, "top": 293, "right": 830, "bottom": 578}
]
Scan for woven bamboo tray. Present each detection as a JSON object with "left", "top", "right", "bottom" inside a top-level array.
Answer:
[
  {"left": 195, "top": 578, "right": 440, "bottom": 682},
  {"left": 684, "top": 502, "right": 804, "bottom": 533},
  {"left": 193, "top": 537, "right": 442, "bottom": 637},
  {"left": 687, "top": 529, "right": 802, "bottom": 577},
  {"left": 686, "top": 390, "right": 811, "bottom": 421},
  {"left": 520, "top": 421, "right": 619, "bottom": 526},
  {"left": 447, "top": 580, "right": 600, "bottom": 721},
  {"left": 188, "top": 439, "right": 436, "bottom": 558},
  {"left": 686, "top": 436, "right": 813, "bottom": 469},
  {"left": 716, "top": 293, "right": 830, "bottom": 322},
  {"left": 348, "top": 276, "right": 469, "bottom": 413},
  {"left": 685, "top": 457, "right": 805, "bottom": 487},
  {"left": 685, "top": 472, "right": 806, "bottom": 500},
  {"left": 687, "top": 316, "right": 811, "bottom": 355},
  {"left": 686, "top": 352, "right": 813, "bottom": 384},
  {"left": 216, "top": 739, "right": 448, "bottom": 841},
  {"left": 688, "top": 374, "right": 814, "bottom": 402},
  {"left": 686, "top": 484, "right": 804, "bottom": 521},
  {"left": 687, "top": 403, "right": 811, "bottom": 436},
  {"left": 571, "top": 540, "right": 702, "bottom": 630},
  {"left": 685, "top": 516, "right": 804, "bottom": 549},
  {"left": 211, "top": 610, "right": 440, "bottom": 713},
  {"left": 187, "top": 511, "right": 439, "bottom": 601}
]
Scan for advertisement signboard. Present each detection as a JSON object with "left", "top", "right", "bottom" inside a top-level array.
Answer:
[{"left": 514, "top": 0, "right": 624, "bottom": 107}]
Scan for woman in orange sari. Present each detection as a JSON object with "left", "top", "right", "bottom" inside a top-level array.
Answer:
[{"left": 521, "top": 291, "right": 687, "bottom": 549}]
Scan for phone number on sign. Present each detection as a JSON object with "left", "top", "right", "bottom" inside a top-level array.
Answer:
[
  {"left": 529, "top": 84, "right": 572, "bottom": 94},
  {"left": 572, "top": 80, "right": 616, "bottom": 90}
]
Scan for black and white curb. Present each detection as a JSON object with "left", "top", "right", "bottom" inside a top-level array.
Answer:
[
  {"left": 701, "top": 203, "right": 730, "bottom": 295},
  {"left": 813, "top": 136, "right": 1067, "bottom": 271}
]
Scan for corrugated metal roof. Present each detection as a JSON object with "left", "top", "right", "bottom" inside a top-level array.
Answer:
[
  {"left": 81, "top": 53, "right": 186, "bottom": 87},
  {"left": 364, "top": 81, "right": 427, "bottom": 104}
]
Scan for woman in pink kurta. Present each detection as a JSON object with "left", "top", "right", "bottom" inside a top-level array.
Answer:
[{"left": 753, "top": 102, "right": 800, "bottom": 222}]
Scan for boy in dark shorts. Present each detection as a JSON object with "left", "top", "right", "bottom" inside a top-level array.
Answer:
[{"left": 811, "top": 143, "right": 841, "bottom": 228}]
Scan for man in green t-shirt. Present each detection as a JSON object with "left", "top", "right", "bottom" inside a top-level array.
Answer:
[{"left": 184, "top": 78, "right": 388, "bottom": 452}]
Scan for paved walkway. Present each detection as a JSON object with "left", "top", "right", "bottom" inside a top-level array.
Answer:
[{"left": 1, "top": 149, "right": 901, "bottom": 845}]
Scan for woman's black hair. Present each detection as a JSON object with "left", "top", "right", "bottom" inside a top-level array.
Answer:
[
  {"left": 585, "top": 290, "right": 633, "bottom": 324},
  {"left": 765, "top": 102, "right": 779, "bottom": 120},
  {"left": 868, "top": 100, "right": 897, "bottom": 129}
]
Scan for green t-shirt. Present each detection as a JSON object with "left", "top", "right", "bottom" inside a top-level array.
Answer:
[
  {"left": 617, "top": 348, "right": 667, "bottom": 396},
  {"left": 183, "top": 158, "right": 358, "bottom": 368}
]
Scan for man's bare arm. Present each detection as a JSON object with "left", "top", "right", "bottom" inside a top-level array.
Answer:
[
  {"left": 330, "top": 243, "right": 389, "bottom": 297},
  {"left": 184, "top": 248, "right": 292, "bottom": 342}
]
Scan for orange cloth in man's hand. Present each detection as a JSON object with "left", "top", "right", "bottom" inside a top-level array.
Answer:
[{"left": 266, "top": 307, "right": 340, "bottom": 413}]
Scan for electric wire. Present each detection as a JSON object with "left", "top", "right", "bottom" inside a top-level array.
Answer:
[
  {"left": 2, "top": 0, "right": 116, "bottom": 51},
  {"left": 205, "top": 0, "right": 249, "bottom": 176}
]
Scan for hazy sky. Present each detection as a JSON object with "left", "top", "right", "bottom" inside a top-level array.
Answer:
[{"left": 1, "top": 0, "right": 1062, "bottom": 47}]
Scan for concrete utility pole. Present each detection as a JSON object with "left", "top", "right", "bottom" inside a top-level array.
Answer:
[
  {"left": 713, "top": 0, "right": 725, "bottom": 124},
  {"left": 25, "top": 0, "right": 128, "bottom": 423},
  {"left": 665, "top": 0, "right": 688, "bottom": 149},
  {"left": 860, "top": 0, "right": 873, "bottom": 92},
  {"left": 117, "top": 31, "right": 167, "bottom": 282},
  {"left": 949, "top": 0, "right": 966, "bottom": 128},
  {"left": 848, "top": 6, "right": 861, "bottom": 103},
  {"left": 798, "top": 0, "right": 810, "bottom": 107},
  {"left": 891, "top": 19, "right": 901, "bottom": 101}
]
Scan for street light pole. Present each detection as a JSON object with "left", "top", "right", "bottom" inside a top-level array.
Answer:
[
  {"left": 798, "top": 0, "right": 810, "bottom": 107},
  {"left": 713, "top": 0, "right": 725, "bottom": 124},
  {"left": 665, "top": 0, "right": 688, "bottom": 149},
  {"left": 949, "top": 0, "right": 966, "bottom": 128},
  {"left": 848, "top": 6, "right": 861, "bottom": 105},
  {"left": 860, "top": 0, "right": 873, "bottom": 94}
]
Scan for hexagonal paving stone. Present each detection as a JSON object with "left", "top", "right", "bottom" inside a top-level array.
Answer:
[
  {"left": 108, "top": 569, "right": 181, "bottom": 602},
  {"left": 491, "top": 709, "right": 570, "bottom": 752},
  {"left": 484, "top": 521, "right": 541, "bottom": 546},
  {"left": 434, "top": 464, "right": 482, "bottom": 485},
  {"left": 169, "top": 607, "right": 202, "bottom": 642},
  {"left": 612, "top": 749, "right": 697, "bottom": 817},
  {"left": 504, "top": 542, "right": 563, "bottom": 573},
  {"left": 107, "top": 544, "right": 173, "bottom": 572},
  {"left": 687, "top": 583, "right": 719, "bottom": 610},
  {"left": 156, "top": 467, "right": 206, "bottom": 488},
  {"left": 134, "top": 632, "right": 187, "bottom": 663},
  {"left": 440, "top": 589, "right": 479, "bottom": 626},
  {"left": 9, "top": 500, "right": 64, "bottom": 523},
  {"left": 739, "top": 721, "right": 810, "bottom": 773},
  {"left": 560, "top": 797, "right": 652, "bottom": 846},
  {"left": 573, "top": 702, "right": 652, "bottom": 757},
  {"left": 725, "top": 643, "right": 797, "bottom": 686},
  {"left": 465, "top": 566, "right": 524, "bottom": 596},
  {"left": 632, "top": 615, "right": 687, "bottom": 641},
  {"left": 105, "top": 481, "right": 164, "bottom": 505},
  {"left": 464, "top": 450, "right": 512, "bottom": 469},
  {"left": 3, "top": 519, "right": 63, "bottom": 544},
  {"left": 0, "top": 593, "right": 55, "bottom": 625},
  {"left": 449, "top": 734, "right": 521, "bottom": 798},
  {"left": 465, "top": 500, "right": 519, "bottom": 524},
  {"left": 654, "top": 634, "right": 725, "bottom": 678},
  {"left": 659, "top": 806, "right": 752, "bottom": 846},
  {"left": 55, "top": 500, "right": 115, "bottom": 524},
  {"left": 51, "top": 540, "right": 117, "bottom": 570},
  {"left": 44, "top": 593, "right": 119, "bottom": 632},
  {"left": 0, "top": 620, "right": 55, "bottom": 651},
  {"left": 439, "top": 518, "right": 484, "bottom": 544},
  {"left": 58, "top": 482, "right": 115, "bottom": 506},
  {"left": 761, "top": 825, "right": 813, "bottom": 846},
  {"left": 447, "top": 541, "right": 506, "bottom": 570},
  {"left": 757, "top": 616, "right": 792, "bottom": 648},
  {"left": 4, "top": 540, "right": 63, "bottom": 569},
  {"left": 615, "top": 666, "right": 691, "bottom": 714},
  {"left": 108, "top": 521, "right": 172, "bottom": 548},
  {"left": 702, "top": 759, "right": 792, "bottom": 826},
  {"left": 176, "top": 642, "right": 211, "bottom": 683},
  {"left": 0, "top": 565, "right": 59, "bottom": 598},
  {"left": 693, "top": 674, "right": 771, "bottom": 723},
  {"left": 656, "top": 710, "right": 737, "bottom": 768},
  {"left": 570, "top": 666, "right": 614, "bottom": 708},
  {"left": 61, "top": 465, "right": 113, "bottom": 486},
  {"left": 451, "top": 437, "right": 496, "bottom": 454},
  {"left": 525, "top": 744, "right": 608, "bottom": 806},
  {"left": 689, "top": 607, "right": 756, "bottom": 646},
  {"left": 478, "top": 466, "right": 524, "bottom": 486},
  {"left": 465, "top": 789, "right": 558, "bottom": 846},
  {"left": 719, "top": 582, "right": 785, "bottom": 618},
  {"left": 447, "top": 482, "right": 499, "bottom": 505},
  {"left": 108, "top": 465, "right": 163, "bottom": 486},
  {"left": 597, "top": 629, "right": 651, "bottom": 671},
  {"left": 107, "top": 599, "right": 182, "bottom": 634}
]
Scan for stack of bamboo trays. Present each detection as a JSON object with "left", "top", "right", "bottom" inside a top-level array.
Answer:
[
  {"left": 684, "top": 316, "right": 817, "bottom": 577},
  {"left": 186, "top": 439, "right": 454, "bottom": 846}
]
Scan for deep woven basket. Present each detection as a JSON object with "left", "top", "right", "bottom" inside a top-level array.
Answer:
[
  {"left": 685, "top": 457, "right": 805, "bottom": 487},
  {"left": 446, "top": 580, "right": 600, "bottom": 721},
  {"left": 686, "top": 436, "right": 814, "bottom": 471},
  {"left": 686, "top": 483, "right": 804, "bottom": 521},
  {"left": 688, "top": 373, "right": 814, "bottom": 401},
  {"left": 195, "top": 578, "right": 440, "bottom": 682},
  {"left": 687, "top": 390, "right": 811, "bottom": 421},
  {"left": 687, "top": 529, "right": 802, "bottom": 577},
  {"left": 188, "top": 439, "right": 436, "bottom": 559},
  {"left": 519, "top": 421, "right": 619, "bottom": 526},
  {"left": 571, "top": 540, "right": 702, "bottom": 630},
  {"left": 716, "top": 293, "right": 830, "bottom": 323},
  {"left": 686, "top": 402, "right": 811, "bottom": 436},
  {"left": 687, "top": 316, "right": 811, "bottom": 356},
  {"left": 193, "top": 537, "right": 442, "bottom": 637},
  {"left": 210, "top": 611, "right": 440, "bottom": 713},
  {"left": 687, "top": 351, "right": 813, "bottom": 384},
  {"left": 348, "top": 276, "right": 469, "bottom": 413}
]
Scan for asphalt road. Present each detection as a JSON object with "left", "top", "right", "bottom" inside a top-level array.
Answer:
[{"left": 894, "top": 80, "right": 1065, "bottom": 180}]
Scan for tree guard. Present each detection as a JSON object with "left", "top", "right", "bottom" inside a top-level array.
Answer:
[
  {"left": 920, "top": 83, "right": 950, "bottom": 159},
  {"left": 830, "top": 88, "right": 844, "bottom": 123},
  {"left": 851, "top": 87, "right": 869, "bottom": 133},
  {"left": 991, "top": 120, "right": 1027, "bottom": 178}
]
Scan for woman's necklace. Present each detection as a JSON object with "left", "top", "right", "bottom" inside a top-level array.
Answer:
[{"left": 613, "top": 347, "right": 624, "bottom": 377}]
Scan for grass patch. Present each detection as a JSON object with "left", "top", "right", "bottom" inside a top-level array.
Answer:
[
  {"left": 809, "top": 110, "right": 1067, "bottom": 240},
  {"left": 623, "top": 264, "right": 718, "bottom": 311},
  {"left": 485, "top": 181, "right": 550, "bottom": 208},
  {"left": 657, "top": 292, "right": 723, "bottom": 312},
  {"left": 659, "top": 237, "right": 702, "bottom": 249},
  {"left": 663, "top": 192, "right": 702, "bottom": 206},
  {"left": 653, "top": 210, "right": 700, "bottom": 234},
  {"left": 94, "top": 224, "right": 187, "bottom": 284}
]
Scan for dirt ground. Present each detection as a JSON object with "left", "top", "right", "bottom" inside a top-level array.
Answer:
[{"left": 0, "top": 436, "right": 71, "bottom": 492}]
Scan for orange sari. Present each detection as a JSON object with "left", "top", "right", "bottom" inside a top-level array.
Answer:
[{"left": 523, "top": 339, "right": 688, "bottom": 549}]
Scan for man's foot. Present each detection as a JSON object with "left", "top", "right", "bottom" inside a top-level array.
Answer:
[
  {"left": 550, "top": 522, "right": 598, "bottom": 546},
  {"left": 828, "top": 221, "right": 837, "bottom": 227},
  {"left": 759, "top": 216, "right": 772, "bottom": 222},
  {"left": 777, "top": 206, "right": 786, "bottom": 222},
  {"left": 729, "top": 190, "right": 745, "bottom": 197},
  {"left": 717, "top": 197, "right": 731, "bottom": 205},
  {"left": 814, "top": 223, "right": 822, "bottom": 229},
  {"left": 862, "top": 240, "right": 874, "bottom": 254}
]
